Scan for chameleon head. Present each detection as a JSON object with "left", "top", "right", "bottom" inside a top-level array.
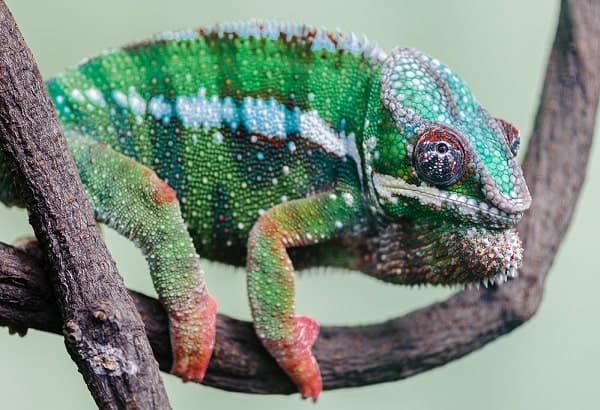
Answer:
[{"left": 362, "top": 47, "right": 531, "bottom": 286}]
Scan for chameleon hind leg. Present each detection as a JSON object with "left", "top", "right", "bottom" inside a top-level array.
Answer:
[
  {"left": 68, "top": 134, "right": 216, "bottom": 382},
  {"left": 247, "top": 185, "right": 362, "bottom": 400}
]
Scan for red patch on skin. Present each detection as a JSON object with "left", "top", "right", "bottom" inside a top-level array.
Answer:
[
  {"left": 144, "top": 169, "right": 178, "bottom": 205},
  {"left": 262, "top": 316, "right": 322, "bottom": 401},
  {"left": 495, "top": 118, "right": 520, "bottom": 155},
  {"left": 495, "top": 118, "right": 519, "bottom": 141},
  {"left": 169, "top": 293, "right": 218, "bottom": 383}
]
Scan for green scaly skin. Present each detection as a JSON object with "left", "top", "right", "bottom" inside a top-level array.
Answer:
[{"left": 0, "top": 21, "right": 531, "bottom": 400}]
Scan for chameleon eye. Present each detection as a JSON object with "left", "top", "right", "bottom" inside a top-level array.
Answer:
[
  {"left": 413, "top": 128, "right": 466, "bottom": 187},
  {"left": 495, "top": 118, "right": 520, "bottom": 156}
]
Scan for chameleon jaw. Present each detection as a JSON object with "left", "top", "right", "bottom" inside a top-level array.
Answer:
[
  {"left": 360, "top": 219, "right": 523, "bottom": 286},
  {"left": 465, "top": 267, "right": 519, "bottom": 290},
  {"left": 371, "top": 172, "right": 522, "bottom": 229}
]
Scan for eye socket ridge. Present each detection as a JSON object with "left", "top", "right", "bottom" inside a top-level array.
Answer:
[{"left": 412, "top": 127, "right": 467, "bottom": 187}]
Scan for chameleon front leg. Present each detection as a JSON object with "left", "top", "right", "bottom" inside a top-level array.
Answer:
[
  {"left": 247, "top": 185, "right": 362, "bottom": 400},
  {"left": 68, "top": 135, "right": 216, "bottom": 382}
]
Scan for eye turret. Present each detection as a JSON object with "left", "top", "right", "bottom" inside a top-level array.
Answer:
[{"left": 413, "top": 128, "right": 466, "bottom": 187}]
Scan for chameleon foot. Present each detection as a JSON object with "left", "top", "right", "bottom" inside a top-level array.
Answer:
[
  {"left": 262, "top": 316, "right": 322, "bottom": 401},
  {"left": 168, "top": 292, "right": 217, "bottom": 383}
]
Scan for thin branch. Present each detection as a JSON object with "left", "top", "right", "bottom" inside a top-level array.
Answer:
[
  {"left": 0, "top": 2, "right": 171, "bottom": 408},
  {"left": 0, "top": 0, "right": 599, "bottom": 397}
]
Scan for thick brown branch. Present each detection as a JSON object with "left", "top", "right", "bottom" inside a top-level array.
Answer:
[
  {"left": 0, "top": 241, "right": 535, "bottom": 394},
  {"left": 0, "top": 2, "right": 171, "bottom": 408},
  {"left": 0, "top": 0, "right": 599, "bottom": 397}
]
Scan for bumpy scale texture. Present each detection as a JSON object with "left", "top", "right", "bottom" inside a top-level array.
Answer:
[{"left": 0, "top": 21, "right": 531, "bottom": 400}]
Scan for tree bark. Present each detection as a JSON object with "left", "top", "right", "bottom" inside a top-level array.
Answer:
[
  {"left": 0, "top": 2, "right": 171, "bottom": 408},
  {"left": 0, "top": 0, "right": 599, "bottom": 398}
]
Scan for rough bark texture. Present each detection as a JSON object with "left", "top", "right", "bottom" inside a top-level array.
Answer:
[
  {"left": 0, "top": 2, "right": 171, "bottom": 408},
  {"left": 0, "top": 0, "right": 599, "bottom": 398}
]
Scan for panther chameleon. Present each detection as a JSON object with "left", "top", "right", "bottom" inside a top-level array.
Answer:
[{"left": 0, "top": 21, "right": 531, "bottom": 400}]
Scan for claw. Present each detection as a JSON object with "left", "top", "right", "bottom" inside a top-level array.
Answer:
[
  {"left": 168, "top": 293, "right": 217, "bottom": 383},
  {"left": 262, "top": 316, "right": 322, "bottom": 401}
]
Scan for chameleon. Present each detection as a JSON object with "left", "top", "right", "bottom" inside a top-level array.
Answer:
[{"left": 0, "top": 21, "right": 531, "bottom": 400}]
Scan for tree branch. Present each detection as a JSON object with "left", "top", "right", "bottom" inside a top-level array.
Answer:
[
  {"left": 0, "top": 0, "right": 599, "bottom": 397},
  {"left": 0, "top": 2, "right": 171, "bottom": 408}
]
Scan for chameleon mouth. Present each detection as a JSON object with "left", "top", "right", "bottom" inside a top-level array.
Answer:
[
  {"left": 372, "top": 172, "right": 522, "bottom": 229},
  {"left": 465, "top": 268, "right": 519, "bottom": 290},
  {"left": 461, "top": 225, "right": 522, "bottom": 288}
]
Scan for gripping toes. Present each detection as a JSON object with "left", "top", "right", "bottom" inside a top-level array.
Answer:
[
  {"left": 168, "top": 292, "right": 217, "bottom": 383},
  {"left": 261, "top": 316, "right": 322, "bottom": 401}
]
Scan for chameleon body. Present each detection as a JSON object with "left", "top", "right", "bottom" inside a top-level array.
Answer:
[{"left": 0, "top": 21, "right": 531, "bottom": 399}]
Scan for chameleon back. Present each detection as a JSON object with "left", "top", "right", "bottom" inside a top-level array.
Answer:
[{"left": 46, "top": 22, "right": 384, "bottom": 263}]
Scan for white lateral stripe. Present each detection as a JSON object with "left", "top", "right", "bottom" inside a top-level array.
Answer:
[
  {"left": 79, "top": 86, "right": 349, "bottom": 157},
  {"left": 241, "top": 97, "right": 288, "bottom": 138},
  {"left": 299, "top": 111, "right": 348, "bottom": 157}
]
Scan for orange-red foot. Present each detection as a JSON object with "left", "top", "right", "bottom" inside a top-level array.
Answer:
[
  {"left": 168, "top": 292, "right": 217, "bottom": 382},
  {"left": 262, "top": 316, "right": 322, "bottom": 401}
]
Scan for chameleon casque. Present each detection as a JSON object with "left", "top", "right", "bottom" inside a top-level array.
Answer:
[{"left": 0, "top": 21, "right": 531, "bottom": 400}]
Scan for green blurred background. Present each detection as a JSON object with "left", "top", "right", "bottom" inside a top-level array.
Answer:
[{"left": 1, "top": 1, "right": 597, "bottom": 409}]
